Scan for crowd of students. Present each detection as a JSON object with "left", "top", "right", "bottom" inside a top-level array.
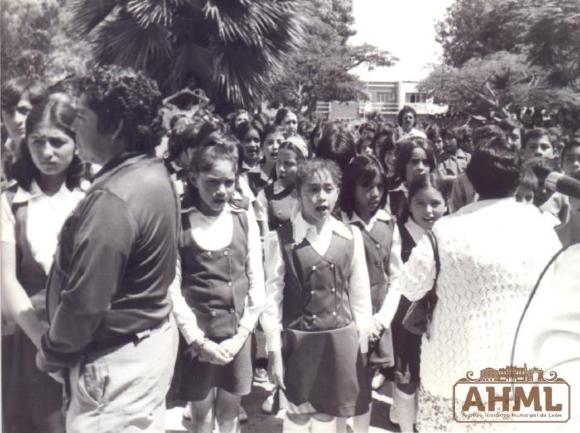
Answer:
[{"left": 1, "top": 72, "right": 579, "bottom": 433}]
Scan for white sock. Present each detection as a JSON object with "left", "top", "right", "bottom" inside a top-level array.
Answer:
[
  {"left": 283, "top": 414, "right": 310, "bottom": 433},
  {"left": 336, "top": 417, "right": 348, "bottom": 433},
  {"left": 310, "top": 416, "right": 336, "bottom": 433},
  {"left": 352, "top": 410, "right": 371, "bottom": 433},
  {"left": 393, "top": 388, "right": 417, "bottom": 433}
]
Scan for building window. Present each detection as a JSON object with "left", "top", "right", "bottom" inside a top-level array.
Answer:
[
  {"left": 405, "top": 92, "right": 428, "bottom": 103},
  {"left": 375, "top": 91, "right": 396, "bottom": 103}
]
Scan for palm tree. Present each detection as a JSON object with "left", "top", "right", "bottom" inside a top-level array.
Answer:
[{"left": 70, "top": 0, "right": 305, "bottom": 107}]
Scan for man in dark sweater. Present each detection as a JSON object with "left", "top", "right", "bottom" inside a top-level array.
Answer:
[{"left": 37, "top": 66, "right": 179, "bottom": 433}]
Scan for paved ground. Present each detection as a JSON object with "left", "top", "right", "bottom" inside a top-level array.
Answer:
[{"left": 166, "top": 380, "right": 400, "bottom": 432}]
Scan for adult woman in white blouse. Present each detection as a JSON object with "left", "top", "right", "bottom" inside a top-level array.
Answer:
[
  {"left": 1, "top": 93, "right": 85, "bottom": 433},
  {"left": 399, "top": 140, "right": 561, "bottom": 432}
]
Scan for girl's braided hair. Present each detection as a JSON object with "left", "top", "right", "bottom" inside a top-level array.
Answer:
[{"left": 76, "top": 65, "right": 165, "bottom": 153}]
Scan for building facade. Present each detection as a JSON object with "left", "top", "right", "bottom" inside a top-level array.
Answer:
[{"left": 315, "top": 80, "right": 446, "bottom": 123}]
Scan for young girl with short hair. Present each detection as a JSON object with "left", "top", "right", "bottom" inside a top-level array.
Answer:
[
  {"left": 390, "top": 176, "right": 446, "bottom": 432},
  {"left": 256, "top": 139, "right": 308, "bottom": 232},
  {"left": 171, "top": 139, "right": 265, "bottom": 433},
  {"left": 338, "top": 155, "right": 404, "bottom": 433},
  {"left": 262, "top": 158, "right": 373, "bottom": 433}
]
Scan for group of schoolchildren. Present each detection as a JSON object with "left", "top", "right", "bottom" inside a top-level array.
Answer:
[
  {"left": 160, "top": 102, "right": 580, "bottom": 433},
  {"left": 2, "top": 76, "right": 579, "bottom": 433}
]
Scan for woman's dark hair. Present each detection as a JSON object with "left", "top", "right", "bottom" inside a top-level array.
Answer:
[
  {"left": 397, "top": 105, "right": 417, "bottom": 127},
  {"left": 76, "top": 65, "right": 165, "bottom": 153},
  {"left": 394, "top": 138, "right": 436, "bottom": 183},
  {"left": 407, "top": 175, "right": 443, "bottom": 201},
  {"left": 315, "top": 126, "right": 356, "bottom": 174},
  {"left": 274, "top": 107, "right": 295, "bottom": 126},
  {"left": 13, "top": 93, "right": 84, "bottom": 191},
  {"left": 466, "top": 140, "right": 521, "bottom": 199},
  {"left": 233, "top": 119, "right": 264, "bottom": 143},
  {"left": 1, "top": 77, "right": 47, "bottom": 113},
  {"left": 261, "top": 123, "right": 285, "bottom": 144},
  {"left": 340, "top": 155, "right": 387, "bottom": 217}
]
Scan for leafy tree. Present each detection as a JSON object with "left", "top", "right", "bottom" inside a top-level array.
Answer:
[
  {"left": 69, "top": 0, "right": 305, "bottom": 108},
  {"left": 1, "top": 0, "right": 89, "bottom": 84},
  {"left": 435, "top": 0, "right": 524, "bottom": 67},
  {"left": 269, "top": 0, "right": 396, "bottom": 117},
  {"left": 423, "top": 0, "right": 580, "bottom": 130}
]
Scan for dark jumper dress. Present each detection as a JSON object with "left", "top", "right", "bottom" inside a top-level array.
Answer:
[
  {"left": 391, "top": 220, "right": 422, "bottom": 384},
  {"left": 277, "top": 221, "right": 371, "bottom": 417},
  {"left": 264, "top": 183, "right": 297, "bottom": 231},
  {"left": 351, "top": 216, "right": 396, "bottom": 369},
  {"left": 178, "top": 207, "right": 253, "bottom": 400}
]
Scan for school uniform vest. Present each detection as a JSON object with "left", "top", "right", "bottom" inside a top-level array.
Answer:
[
  {"left": 179, "top": 210, "right": 250, "bottom": 339},
  {"left": 398, "top": 220, "right": 417, "bottom": 263},
  {"left": 245, "top": 171, "right": 270, "bottom": 196},
  {"left": 264, "top": 183, "right": 296, "bottom": 231},
  {"left": 4, "top": 185, "right": 48, "bottom": 323},
  {"left": 277, "top": 221, "right": 355, "bottom": 332},
  {"left": 352, "top": 218, "right": 394, "bottom": 313}
]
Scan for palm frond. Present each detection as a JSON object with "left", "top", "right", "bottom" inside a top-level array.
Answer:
[
  {"left": 72, "top": 0, "right": 306, "bottom": 106},
  {"left": 126, "top": 0, "right": 176, "bottom": 27},
  {"left": 70, "top": 0, "right": 119, "bottom": 35},
  {"left": 92, "top": 10, "right": 172, "bottom": 71}
]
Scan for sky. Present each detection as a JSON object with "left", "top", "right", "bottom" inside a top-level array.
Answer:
[{"left": 350, "top": 0, "right": 455, "bottom": 81}]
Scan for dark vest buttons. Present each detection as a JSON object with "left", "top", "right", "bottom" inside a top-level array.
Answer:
[{"left": 210, "top": 310, "right": 217, "bottom": 317}]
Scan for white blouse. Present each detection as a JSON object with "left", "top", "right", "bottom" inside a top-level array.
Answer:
[
  {"left": 399, "top": 198, "right": 562, "bottom": 398},
  {"left": 169, "top": 204, "right": 266, "bottom": 345},
  {"left": 0, "top": 181, "right": 84, "bottom": 274},
  {"left": 260, "top": 210, "right": 372, "bottom": 352}
]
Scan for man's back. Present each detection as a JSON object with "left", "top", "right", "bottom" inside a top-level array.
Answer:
[{"left": 45, "top": 153, "right": 178, "bottom": 357}]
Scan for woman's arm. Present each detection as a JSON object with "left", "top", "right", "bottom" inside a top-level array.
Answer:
[
  {"left": 1, "top": 242, "right": 46, "bottom": 349},
  {"left": 168, "top": 255, "right": 205, "bottom": 345}
]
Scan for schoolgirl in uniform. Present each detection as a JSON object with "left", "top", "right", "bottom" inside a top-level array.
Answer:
[
  {"left": 388, "top": 138, "right": 437, "bottom": 221},
  {"left": 256, "top": 138, "right": 308, "bottom": 232},
  {"left": 262, "top": 158, "right": 373, "bottom": 433},
  {"left": 171, "top": 138, "right": 265, "bottom": 433},
  {"left": 260, "top": 124, "right": 285, "bottom": 184},
  {"left": 338, "top": 155, "right": 404, "bottom": 433},
  {"left": 390, "top": 176, "right": 446, "bottom": 432},
  {"left": 233, "top": 121, "right": 267, "bottom": 196},
  {"left": 1, "top": 93, "right": 84, "bottom": 433}
]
